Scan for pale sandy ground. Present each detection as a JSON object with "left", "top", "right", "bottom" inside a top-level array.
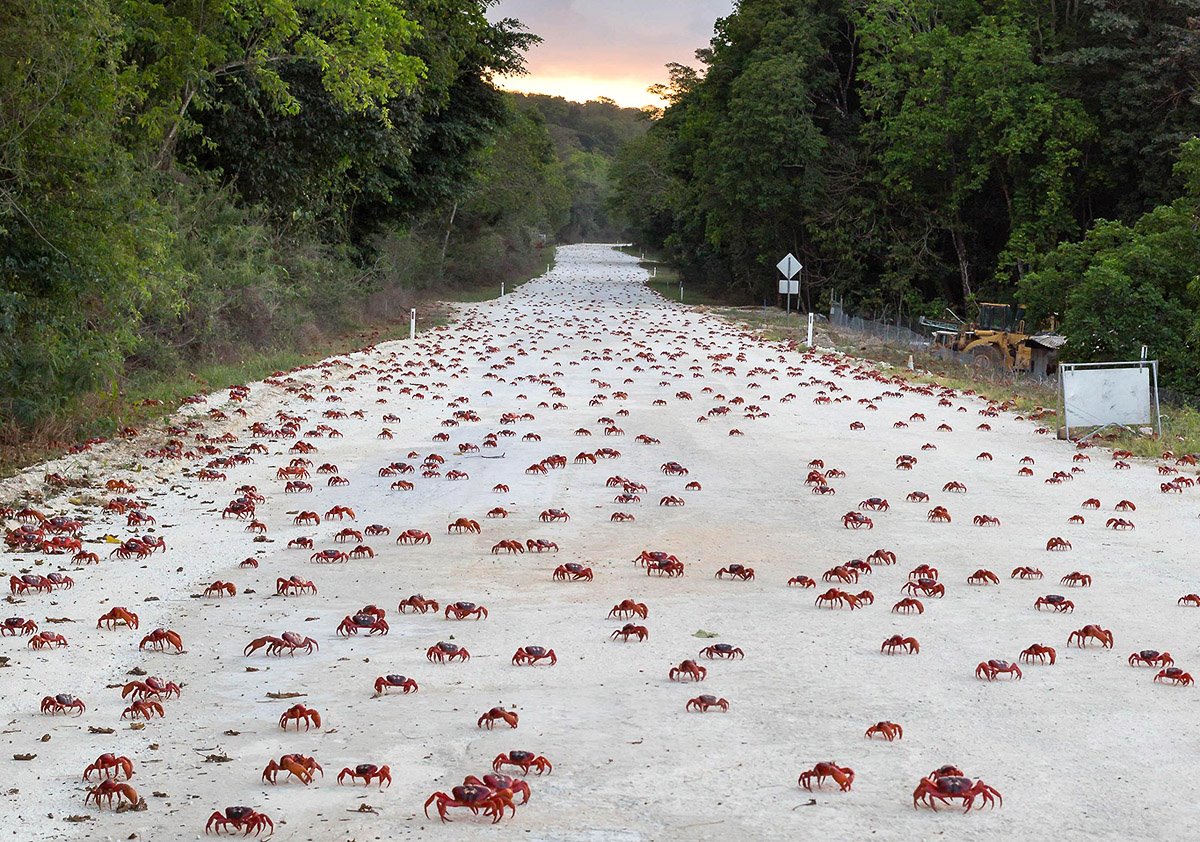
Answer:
[{"left": 2, "top": 244, "right": 1198, "bottom": 842}]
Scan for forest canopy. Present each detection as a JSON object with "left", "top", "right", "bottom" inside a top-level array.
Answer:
[
  {"left": 611, "top": 0, "right": 1200, "bottom": 389},
  {"left": 0, "top": 0, "right": 571, "bottom": 427}
]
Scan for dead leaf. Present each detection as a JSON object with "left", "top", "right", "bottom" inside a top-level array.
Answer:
[{"left": 266, "top": 692, "right": 305, "bottom": 699}]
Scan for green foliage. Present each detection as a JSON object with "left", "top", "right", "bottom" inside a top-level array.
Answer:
[
  {"left": 0, "top": 0, "right": 555, "bottom": 432},
  {"left": 857, "top": 4, "right": 1092, "bottom": 299},
  {"left": 624, "top": 0, "right": 1200, "bottom": 383},
  {"left": 511, "top": 93, "right": 648, "bottom": 242},
  {"left": 116, "top": 0, "right": 426, "bottom": 164},
  {"left": 0, "top": 0, "right": 178, "bottom": 422},
  {"left": 1019, "top": 140, "right": 1200, "bottom": 390}
]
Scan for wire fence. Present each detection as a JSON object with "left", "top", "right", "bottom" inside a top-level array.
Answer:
[
  {"left": 827, "top": 302, "right": 1059, "bottom": 389},
  {"left": 826, "top": 302, "right": 1200, "bottom": 437}
]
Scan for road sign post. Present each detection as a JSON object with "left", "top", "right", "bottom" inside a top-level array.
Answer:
[{"left": 777, "top": 253, "right": 802, "bottom": 315}]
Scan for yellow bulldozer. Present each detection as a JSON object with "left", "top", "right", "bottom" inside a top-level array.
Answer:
[{"left": 924, "top": 303, "right": 1064, "bottom": 376}]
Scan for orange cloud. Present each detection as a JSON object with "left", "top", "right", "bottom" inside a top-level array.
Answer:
[
  {"left": 489, "top": 0, "right": 733, "bottom": 106},
  {"left": 497, "top": 73, "right": 666, "bottom": 109}
]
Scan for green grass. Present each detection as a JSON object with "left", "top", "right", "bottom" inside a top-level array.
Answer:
[
  {"left": 706, "top": 302, "right": 1200, "bottom": 457},
  {"left": 450, "top": 246, "right": 556, "bottom": 303},
  {"left": 619, "top": 246, "right": 732, "bottom": 307},
  {"left": 0, "top": 248, "right": 558, "bottom": 478}
]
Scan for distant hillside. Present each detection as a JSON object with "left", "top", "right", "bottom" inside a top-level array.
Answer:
[{"left": 511, "top": 93, "right": 649, "bottom": 242}]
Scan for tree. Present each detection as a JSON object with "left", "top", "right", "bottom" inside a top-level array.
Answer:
[
  {"left": 1020, "top": 139, "right": 1200, "bottom": 389},
  {"left": 0, "top": 0, "right": 178, "bottom": 421},
  {"left": 114, "top": 0, "right": 427, "bottom": 166},
  {"left": 855, "top": 4, "right": 1092, "bottom": 302}
]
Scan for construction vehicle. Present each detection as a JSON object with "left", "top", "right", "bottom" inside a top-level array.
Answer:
[{"left": 921, "top": 304, "right": 1064, "bottom": 375}]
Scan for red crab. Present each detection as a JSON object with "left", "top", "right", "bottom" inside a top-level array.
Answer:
[
  {"left": 478, "top": 707, "right": 519, "bottom": 729},
  {"left": 493, "top": 750, "right": 553, "bottom": 775},
  {"left": 685, "top": 694, "right": 728, "bottom": 712},
  {"left": 205, "top": 806, "right": 274, "bottom": 836},
  {"left": 374, "top": 674, "right": 419, "bottom": 695},
  {"left": 512, "top": 646, "right": 557, "bottom": 666},
  {"left": 84, "top": 752, "right": 133, "bottom": 779},
  {"left": 975, "top": 659, "right": 1022, "bottom": 680},
  {"left": 1129, "top": 650, "right": 1173, "bottom": 667},
  {"left": 445, "top": 601, "right": 488, "bottom": 620},
  {"left": 1034, "top": 594, "right": 1074, "bottom": 612},
  {"left": 1068, "top": 624, "right": 1113, "bottom": 648},
  {"left": 86, "top": 780, "right": 140, "bottom": 810},
  {"left": 903, "top": 578, "right": 945, "bottom": 598},
  {"left": 1, "top": 617, "right": 37, "bottom": 636},
  {"left": 892, "top": 597, "right": 924, "bottom": 614},
  {"left": 611, "top": 623, "right": 649, "bottom": 642},
  {"left": 799, "top": 762, "right": 854, "bottom": 791},
  {"left": 1155, "top": 667, "right": 1194, "bottom": 686},
  {"left": 913, "top": 774, "right": 1002, "bottom": 812},
  {"left": 1020, "top": 644, "right": 1056, "bottom": 665},
  {"left": 700, "top": 643, "right": 744, "bottom": 659},
  {"left": 41, "top": 693, "right": 86, "bottom": 715},
  {"left": 552, "top": 563, "right": 590, "bottom": 581},
  {"left": 424, "top": 784, "right": 514, "bottom": 824},
  {"left": 842, "top": 512, "right": 873, "bottom": 529},
  {"left": 714, "top": 564, "right": 755, "bottom": 581},
  {"left": 399, "top": 595, "right": 440, "bottom": 614},
  {"left": 669, "top": 659, "right": 707, "bottom": 681},
  {"left": 28, "top": 631, "right": 68, "bottom": 649},
  {"left": 338, "top": 763, "right": 391, "bottom": 788},
  {"left": 967, "top": 569, "right": 999, "bottom": 585},
  {"left": 865, "top": 721, "right": 902, "bottom": 741},
  {"left": 608, "top": 599, "right": 648, "bottom": 619},
  {"left": 881, "top": 635, "right": 919, "bottom": 654},
  {"left": 262, "top": 754, "right": 322, "bottom": 785},
  {"left": 279, "top": 704, "right": 321, "bottom": 731},
  {"left": 337, "top": 612, "right": 389, "bottom": 636},
  {"left": 427, "top": 641, "right": 470, "bottom": 663}
]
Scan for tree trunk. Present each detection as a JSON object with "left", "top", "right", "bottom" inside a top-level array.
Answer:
[
  {"left": 155, "top": 85, "right": 197, "bottom": 171},
  {"left": 439, "top": 200, "right": 459, "bottom": 274},
  {"left": 951, "top": 227, "right": 972, "bottom": 302}
]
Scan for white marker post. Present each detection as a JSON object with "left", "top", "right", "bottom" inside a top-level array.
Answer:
[
  {"left": 807, "top": 312, "right": 815, "bottom": 348},
  {"left": 501, "top": 281, "right": 505, "bottom": 297},
  {"left": 409, "top": 308, "right": 416, "bottom": 340}
]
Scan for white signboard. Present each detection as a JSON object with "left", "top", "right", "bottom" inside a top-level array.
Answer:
[
  {"left": 1060, "top": 361, "right": 1157, "bottom": 434},
  {"left": 777, "top": 254, "right": 802, "bottom": 280},
  {"left": 778, "top": 279, "right": 799, "bottom": 295}
]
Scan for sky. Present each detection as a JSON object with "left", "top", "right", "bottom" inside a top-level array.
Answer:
[{"left": 488, "top": 0, "right": 736, "bottom": 108}]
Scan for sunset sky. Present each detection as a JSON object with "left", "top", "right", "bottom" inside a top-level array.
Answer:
[{"left": 489, "top": 0, "right": 736, "bottom": 108}]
